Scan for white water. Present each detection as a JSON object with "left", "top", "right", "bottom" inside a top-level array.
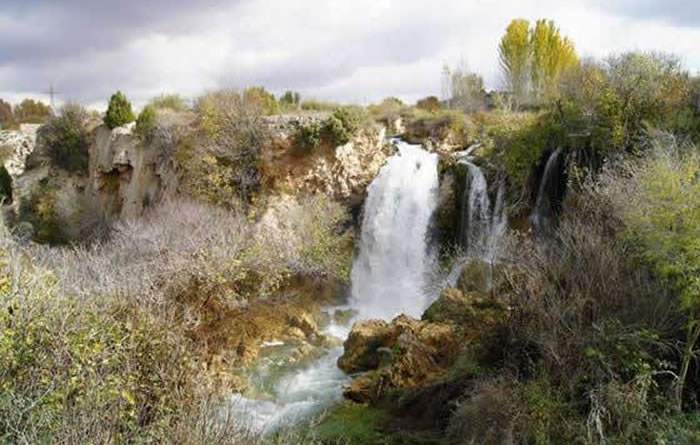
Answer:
[
  {"left": 229, "top": 140, "right": 440, "bottom": 434},
  {"left": 530, "top": 148, "right": 563, "bottom": 233},
  {"left": 350, "top": 140, "right": 440, "bottom": 320},
  {"left": 459, "top": 161, "right": 507, "bottom": 262}
]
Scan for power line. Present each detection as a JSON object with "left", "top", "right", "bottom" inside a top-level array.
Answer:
[{"left": 41, "top": 83, "right": 62, "bottom": 109}]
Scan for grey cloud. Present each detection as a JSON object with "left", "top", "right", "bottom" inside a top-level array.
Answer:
[{"left": 598, "top": 0, "right": 700, "bottom": 26}]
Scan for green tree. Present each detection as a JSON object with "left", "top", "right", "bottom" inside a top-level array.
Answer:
[
  {"left": 148, "top": 93, "right": 188, "bottom": 111},
  {"left": 135, "top": 105, "right": 157, "bottom": 140},
  {"left": 608, "top": 143, "right": 700, "bottom": 411},
  {"left": 530, "top": 19, "right": 578, "bottom": 102},
  {"left": 243, "top": 86, "right": 279, "bottom": 115},
  {"left": 499, "top": 19, "right": 531, "bottom": 107},
  {"left": 280, "top": 90, "right": 301, "bottom": 110},
  {"left": 0, "top": 99, "right": 15, "bottom": 129},
  {"left": 44, "top": 103, "right": 91, "bottom": 173},
  {"left": 103, "top": 91, "right": 135, "bottom": 129},
  {"left": 416, "top": 96, "right": 441, "bottom": 112},
  {"left": 13, "top": 99, "right": 52, "bottom": 124}
]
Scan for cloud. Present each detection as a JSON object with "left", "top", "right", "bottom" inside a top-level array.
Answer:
[
  {"left": 596, "top": 0, "right": 700, "bottom": 27},
  {"left": 0, "top": 0, "right": 699, "bottom": 108}
]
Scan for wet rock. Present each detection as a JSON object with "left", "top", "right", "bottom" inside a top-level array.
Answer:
[
  {"left": 339, "top": 315, "right": 461, "bottom": 403},
  {"left": 337, "top": 319, "right": 393, "bottom": 373},
  {"left": 333, "top": 308, "right": 357, "bottom": 326}
]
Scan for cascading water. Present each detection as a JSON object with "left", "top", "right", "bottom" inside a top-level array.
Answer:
[
  {"left": 350, "top": 140, "right": 440, "bottom": 320},
  {"left": 459, "top": 161, "right": 507, "bottom": 262},
  {"left": 530, "top": 147, "right": 564, "bottom": 233},
  {"left": 229, "top": 140, "right": 440, "bottom": 434}
]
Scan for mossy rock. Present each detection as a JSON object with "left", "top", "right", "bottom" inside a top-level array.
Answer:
[{"left": 456, "top": 259, "right": 492, "bottom": 294}]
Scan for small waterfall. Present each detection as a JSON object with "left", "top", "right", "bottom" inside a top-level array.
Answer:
[
  {"left": 459, "top": 161, "right": 507, "bottom": 262},
  {"left": 350, "top": 140, "right": 440, "bottom": 320},
  {"left": 530, "top": 148, "right": 564, "bottom": 233}
]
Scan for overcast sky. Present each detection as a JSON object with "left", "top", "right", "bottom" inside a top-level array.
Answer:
[{"left": 1, "top": 0, "right": 699, "bottom": 109}]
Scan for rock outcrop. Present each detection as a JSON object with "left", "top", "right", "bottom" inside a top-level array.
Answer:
[
  {"left": 87, "top": 124, "right": 178, "bottom": 221},
  {"left": 0, "top": 126, "right": 38, "bottom": 178},
  {"left": 262, "top": 121, "right": 393, "bottom": 207},
  {"left": 339, "top": 258, "right": 509, "bottom": 403}
]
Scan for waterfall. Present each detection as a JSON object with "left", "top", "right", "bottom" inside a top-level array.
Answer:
[
  {"left": 350, "top": 140, "right": 440, "bottom": 320},
  {"left": 459, "top": 161, "right": 507, "bottom": 262},
  {"left": 229, "top": 140, "right": 440, "bottom": 433},
  {"left": 530, "top": 148, "right": 564, "bottom": 233}
]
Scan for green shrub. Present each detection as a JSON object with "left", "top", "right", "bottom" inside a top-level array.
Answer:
[
  {"left": 186, "top": 89, "right": 270, "bottom": 205},
  {"left": 104, "top": 90, "right": 135, "bottom": 129},
  {"left": 148, "top": 93, "right": 188, "bottom": 112},
  {"left": 243, "top": 86, "right": 279, "bottom": 115},
  {"left": 300, "top": 99, "right": 340, "bottom": 112},
  {"left": 322, "top": 114, "right": 349, "bottom": 146},
  {"left": 321, "top": 106, "right": 370, "bottom": 146},
  {"left": 0, "top": 99, "right": 15, "bottom": 129},
  {"left": 294, "top": 120, "right": 323, "bottom": 151},
  {"left": 13, "top": 98, "right": 52, "bottom": 124},
  {"left": 43, "top": 103, "right": 91, "bottom": 173},
  {"left": 0, "top": 248, "right": 203, "bottom": 443},
  {"left": 135, "top": 105, "right": 157, "bottom": 140},
  {"left": 18, "top": 185, "right": 68, "bottom": 245},
  {"left": 416, "top": 96, "right": 441, "bottom": 112}
]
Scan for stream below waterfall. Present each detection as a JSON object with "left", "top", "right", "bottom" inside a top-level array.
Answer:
[{"left": 229, "top": 140, "right": 441, "bottom": 434}]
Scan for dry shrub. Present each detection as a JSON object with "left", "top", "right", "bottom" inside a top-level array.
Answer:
[
  {"left": 178, "top": 89, "right": 271, "bottom": 207},
  {"left": 455, "top": 171, "right": 683, "bottom": 443}
]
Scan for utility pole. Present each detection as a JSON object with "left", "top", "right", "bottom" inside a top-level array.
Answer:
[{"left": 42, "top": 83, "right": 62, "bottom": 110}]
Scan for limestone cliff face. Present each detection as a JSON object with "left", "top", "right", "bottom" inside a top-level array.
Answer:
[
  {"left": 11, "top": 122, "right": 179, "bottom": 240},
  {"left": 0, "top": 125, "right": 39, "bottom": 178},
  {"left": 88, "top": 124, "right": 177, "bottom": 221},
  {"left": 262, "top": 116, "right": 393, "bottom": 207}
]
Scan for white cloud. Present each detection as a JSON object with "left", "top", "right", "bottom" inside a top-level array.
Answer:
[{"left": 1, "top": 0, "right": 699, "bottom": 108}]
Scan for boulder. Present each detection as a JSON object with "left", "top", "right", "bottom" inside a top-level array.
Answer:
[
  {"left": 456, "top": 258, "right": 492, "bottom": 294},
  {"left": 338, "top": 319, "right": 393, "bottom": 373},
  {"left": 338, "top": 315, "right": 461, "bottom": 403}
]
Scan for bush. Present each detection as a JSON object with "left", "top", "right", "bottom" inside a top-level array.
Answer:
[
  {"left": 321, "top": 106, "right": 370, "bottom": 146},
  {"left": 243, "top": 86, "right": 279, "bottom": 115},
  {"left": 148, "top": 93, "right": 188, "bottom": 112},
  {"left": 43, "top": 103, "right": 91, "bottom": 173},
  {"left": 300, "top": 99, "right": 340, "bottom": 112},
  {"left": 13, "top": 98, "right": 52, "bottom": 124},
  {"left": 135, "top": 105, "right": 157, "bottom": 140},
  {"left": 104, "top": 90, "right": 136, "bottom": 129},
  {"left": 0, "top": 232, "right": 205, "bottom": 443},
  {"left": 0, "top": 99, "right": 15, "bottom": 129},
  {"left": 294, "top": 120, "right": 323, "bottom": 151},
  {"left": 186, "top": 89, "right": 271, "bottom": 205},
  {"left": 416, "top": 96, "right": 442, "bottom": 112}
]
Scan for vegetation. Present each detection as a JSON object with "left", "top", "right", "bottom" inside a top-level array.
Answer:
[
  {"left": 148, "top": 93, "right": 189, "bottom": 111},
  {"left": 416, "top": 96, "right": 442, "bottom": 112},
  {"left": 280, "top": 90, "right": 301, "bottom": 111},
  {"left": 294, "top": 106, "right": 371, "bottom": 151},
  {"left": 2, "top": 14, "right": 700, "bottom": 445},
  {"left": 135, "top": 104, "right": 157, "bottom": 140},
  {"left": 0, "top": 99, "right": 14, "bottom": 129},
  {"left": 244, "top": 86, "right": 280, "bottom": 115},
  {"left": 13, "top": 99, "right": 52, "bottom": 124},
  {"left": 499, "top": 18, "right": 579, "bottom": 107},
  {"left": 43, "top": 103, "right": 91, "bottom": 173},
  {"left": 182, "top": 89, "right": 271, "bottom": 206},
  {"left": 103, "top": 90, "right": 136, "bottom": 129}
]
